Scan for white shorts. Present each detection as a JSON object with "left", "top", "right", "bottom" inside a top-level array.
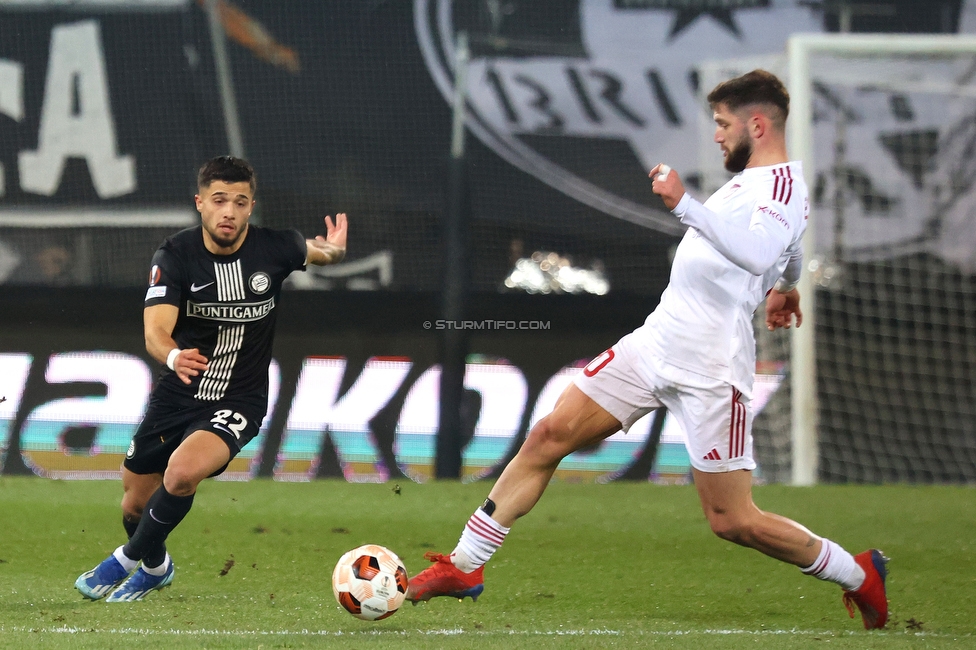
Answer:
[{"left": 573, "top": 331, "right": 755, "bottom": 473}]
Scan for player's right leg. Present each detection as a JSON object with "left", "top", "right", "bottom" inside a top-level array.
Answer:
[
  {"left": 484, "top": 384, "right": 625, "bottom": 527},
  {"left": 406, "top": 383, "right": 628, "bottom": 603},
  {"left": 75, "top": 469, "right": 162, "bottom": 600}
]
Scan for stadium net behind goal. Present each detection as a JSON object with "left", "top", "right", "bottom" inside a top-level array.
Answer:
[{"left": 753, "top": 34, "right": 976, "bottom": 484}]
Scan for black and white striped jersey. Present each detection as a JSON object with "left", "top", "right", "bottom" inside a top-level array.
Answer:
[{"left": 144, "top": 224, "right": 306, "bottom": 406}]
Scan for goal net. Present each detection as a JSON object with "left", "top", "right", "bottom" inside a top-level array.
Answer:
[{"left": 747, "top": 35, "right": 976, "bottom": 484}]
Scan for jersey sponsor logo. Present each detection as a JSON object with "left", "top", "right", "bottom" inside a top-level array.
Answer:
[
  {"left": 145, "top": 285, "right": 167, "bottom": 300},
  {"left": 248, "top": 271, "right": 271, "bottom": 295},
  {"left": 186, "top": 297, "right": 275, "bottom": 322},
  {"left": 756, "top": 204, "right": 788, "bottom": 229},
  {"left": 149, "top": 265, "right": 160, "bottom": 286},
  {"left": 190, "top": 281, "right": 215, "bottom": 292}
]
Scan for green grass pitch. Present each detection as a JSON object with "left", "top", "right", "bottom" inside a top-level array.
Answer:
[{"left": 0, "top": 477, "right": 973, "bottom": 649}]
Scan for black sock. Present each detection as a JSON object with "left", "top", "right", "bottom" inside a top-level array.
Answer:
[
  {"left": 123, "top": 486, "right": 194, "bottom": 568},
  {"left": 123, "top": 514, "right": 167, "bottom": 562},
  {"left": 122, "top": 514, "right": 139, "bottom": 539}
]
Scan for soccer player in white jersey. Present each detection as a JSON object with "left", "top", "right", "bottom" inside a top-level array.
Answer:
[{"left": 406, "top": 70, "right": 889, "bottom": 629}]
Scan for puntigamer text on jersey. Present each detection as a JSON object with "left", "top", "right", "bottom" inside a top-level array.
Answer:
[{"left": 185, "top": 298, "right": 275, "bottom": 322}]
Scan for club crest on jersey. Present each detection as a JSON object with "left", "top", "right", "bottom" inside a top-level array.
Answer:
[{"left": 249, "top": 272, "right": 271, "bottom": 295}]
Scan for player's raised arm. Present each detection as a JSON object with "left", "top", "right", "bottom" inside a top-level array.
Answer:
[
  {"left": 306, "top": 213, "right": 348, "bottom": 266},
  {"left": 144, "top": 303, "right": 208, "bottom": 385},
  {"left": 674, "top": 197, "right": 792, "bottom": 276},
  {"left": 650, "top": 162, "right": 788, "bottom": 274}
]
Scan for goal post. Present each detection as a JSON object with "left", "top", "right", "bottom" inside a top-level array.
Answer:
[{"left": 786, "top": 33, "right": 976, "bottom": 485}]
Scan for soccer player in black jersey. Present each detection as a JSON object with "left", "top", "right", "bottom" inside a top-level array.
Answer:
[{"left": 75, "top": 156, "right": 348, "bottom": 601}]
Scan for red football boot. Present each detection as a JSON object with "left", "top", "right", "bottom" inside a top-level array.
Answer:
[
  {"left": 842, "top": 549, "right": 890, "bottom": 629},
  {"left": 405, "top": 552, "right": 484, "bottom": 603}
]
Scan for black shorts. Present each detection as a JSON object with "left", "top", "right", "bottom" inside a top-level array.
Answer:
[{"left": 123, "top": 395, "right": 265, "bottom": 476}]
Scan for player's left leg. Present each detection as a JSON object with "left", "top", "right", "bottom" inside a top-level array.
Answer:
[
  {"left": 106, "top": 430, "right": 230, "bottom": 602},
  {"left": 692, "top": 467, "right": 887, "bottom": 628},
  {"left": 676, "top": 376, "right": 887, "bottom": 628},
  {"left": 693, "top": 468, "right": 822, "bottom": 564}
]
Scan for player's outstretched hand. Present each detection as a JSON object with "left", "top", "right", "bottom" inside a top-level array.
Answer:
[
  {"left": 765, "top": 288, "right": 803, "bottom": 331},
  {"left": 173, "top": 348, "right": 209, "bottom": 385},
  {"left": 308, "top": 213, "right": 347, "bottom": 265},
  {"left": 650, "top": 163, "right": 685, "bottom": 211}
]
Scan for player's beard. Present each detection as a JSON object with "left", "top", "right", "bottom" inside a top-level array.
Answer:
[
  {"left": 206, "top": 221, "right": 246, "bottom": 249},
  {"left": 724, "top": 135, "right": 753, "bottom": 173}
]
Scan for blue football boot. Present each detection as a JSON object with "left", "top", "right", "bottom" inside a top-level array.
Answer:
[
  {"left": 75, "top": 553, "right": 132, "bottom": 600},
  {"left": 105, "top": 560, "right": 175, "bottom": 602}
]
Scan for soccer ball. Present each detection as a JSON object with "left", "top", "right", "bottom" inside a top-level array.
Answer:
[{"left": 332, "top": 544, "right": 408, "bottom": 620}]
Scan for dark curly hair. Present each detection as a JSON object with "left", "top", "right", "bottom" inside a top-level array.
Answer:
[{"left": 197, "top": 155, "right": 256, "bottom": 194}]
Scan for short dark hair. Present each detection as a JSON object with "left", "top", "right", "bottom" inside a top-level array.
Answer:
[
  {"left": 707, "top": 69, "right": 790, "bottom": 128},
  {"left": 197, "top": 155, "right": 257, "bottom": 194}
]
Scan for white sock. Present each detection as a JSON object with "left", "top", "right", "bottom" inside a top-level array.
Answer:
[
  {"left": 801, "top": 539, "right": 865, "bottom": 591},
  {"left": 142, "top": 554, "right": 171, "bottom": 576},
  {"left": 113, "top": 546, "right": 139, "bottom": 572},
  {"left": 452, "top": 508, "right": 510, "bottom": 573},
  {"left": 451, "top": 548, "right": 480, "bottom": 574}
]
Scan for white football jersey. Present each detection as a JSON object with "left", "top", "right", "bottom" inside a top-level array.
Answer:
[{"left": 638, "top": 162, "right": 808, "bottom": 396}]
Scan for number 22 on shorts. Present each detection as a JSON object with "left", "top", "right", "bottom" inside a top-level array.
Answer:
[{"left": 210, "top": 409, "right": 248, "bottom": 439}]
